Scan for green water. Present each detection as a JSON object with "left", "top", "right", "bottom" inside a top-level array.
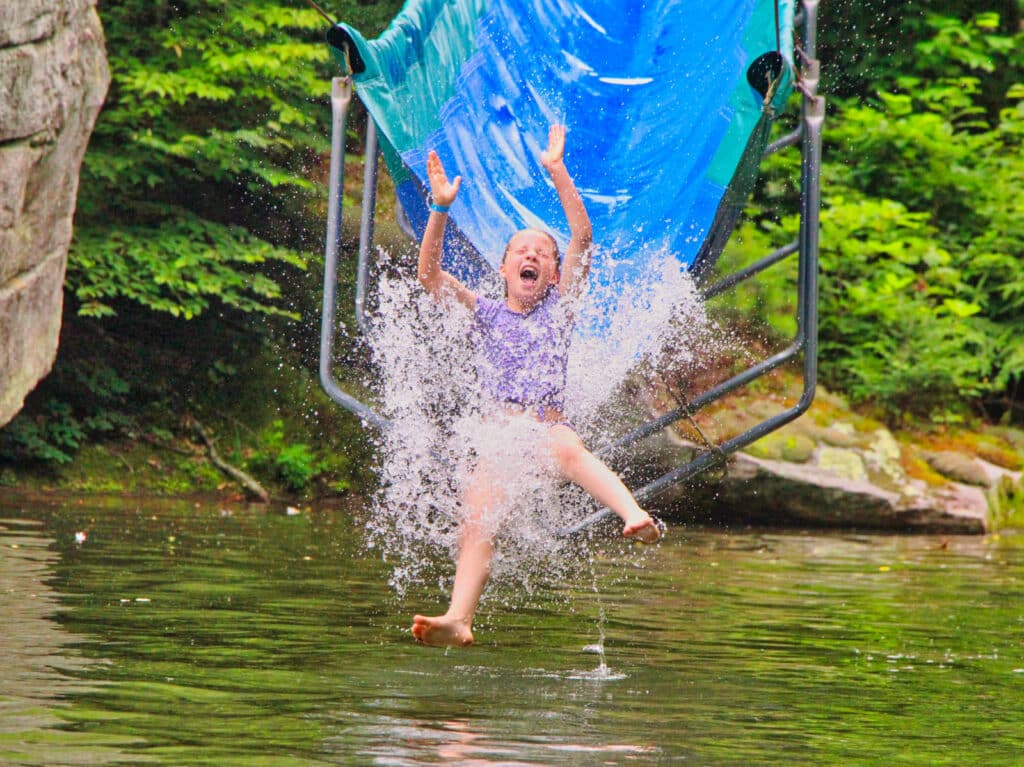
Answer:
[{"left": 2, "top": 498, "right": 1022, "bottom": 766}]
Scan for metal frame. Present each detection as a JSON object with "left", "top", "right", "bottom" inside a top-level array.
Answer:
[
  {"left": 319, "top": 0, "right": 824, "bottom": 531},
  {"left": 318, "top": 78, "right": 390, "bottom": 431},
  {"left": 562, "top": 0, "right": 823, "bottom": 534}
]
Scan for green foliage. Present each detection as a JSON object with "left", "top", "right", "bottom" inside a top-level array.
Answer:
[
  {"left": 72, "top": 0, "right": 403, "bottom": 321},
  {"left": 248, "top": 419, "right": 331, "bottom": 493},
  {"left": 243, "top": 403, "right": 360, "bottom": 493},
  {"left": 817, "top": 0, "right": 1021, "bottom": 101},
  {"left": 275, "top": 442, "right": 322, "bottom": 491},
  {"left": 0, "top": 361, "right": 134, "bottom": 465},
  {"left": 821, "top": 12, "right": 1024, "bottom": 420},
  {"left": 988, "top": 475, "right": 1024, "bottom": 531},
  {"left": 714, "top": 219, "right": 798, "bottom": 340},
  {"left": 0, "top": 402, "right": 87, "bottom": 465},
  {"left": 72, "top": 212, "right": 306, "bottom": 319},
  {"left": 735, "top": 9, "right": 1024, "bottom": 423},
  {"left": 71, "top": 0, "right": 338, "bottom": 319}
]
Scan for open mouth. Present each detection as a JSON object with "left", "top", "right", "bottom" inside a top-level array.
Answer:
[{"left": 519, "top": 265, "right": 538, "bottom": 283}]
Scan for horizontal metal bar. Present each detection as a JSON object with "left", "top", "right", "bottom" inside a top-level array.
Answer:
[
  {"left": 701, "top": 240, "right": 799, "bottom": 300},
  {"left": 557, "top": 391, "right": 815, "bottom": 537},
  {"left": 765, "top": 127, "right": 801, "bottom": 156},
  {"left": 595, "top": 334, "right": 805, "bottom": 461},
  {"left": 635, "top": 382, "right": 816, "bottom": 507}
]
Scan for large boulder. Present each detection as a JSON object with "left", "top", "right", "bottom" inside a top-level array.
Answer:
[
  {"left": 620, "top": 389, "right": 1022, "bottom": 534},
  {"left": 0, "top": 0, "right": 109, "bottom": 427}
]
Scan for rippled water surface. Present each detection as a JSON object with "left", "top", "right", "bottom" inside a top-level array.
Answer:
[{"left": 2, "top": 497, "right": 1022, "bottom": 765}]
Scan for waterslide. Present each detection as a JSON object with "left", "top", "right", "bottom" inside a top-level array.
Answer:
[
  {"left": 319, "top": 0, "right": 821, "bottom": 526},
  {"left": 328, "top": 0, "right": 796, "bottom": 290}
]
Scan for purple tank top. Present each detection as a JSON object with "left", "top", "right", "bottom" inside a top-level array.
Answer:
[{"left": 474, "top": 288, "right": 572, "bottom": 410}]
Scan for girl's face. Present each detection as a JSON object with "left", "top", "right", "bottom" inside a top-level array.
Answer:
[{"left": 500, "top": 229, "right": 559, "bottom": 312}]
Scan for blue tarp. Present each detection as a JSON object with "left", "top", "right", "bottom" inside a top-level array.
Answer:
[{"left": 332, "top": 0, "right": 795, "bottom": 289}]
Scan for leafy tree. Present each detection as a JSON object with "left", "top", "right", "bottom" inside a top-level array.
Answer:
[
  {"left": 818, "top": 0, "right": 1021, "bottom": 103},
  {"left": 72, "top": 0, "right": 401, "bottom": 319}
]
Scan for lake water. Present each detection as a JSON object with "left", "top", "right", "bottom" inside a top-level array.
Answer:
[{"left": 2, "top": 496, "right": 1022, "bottom": 765}]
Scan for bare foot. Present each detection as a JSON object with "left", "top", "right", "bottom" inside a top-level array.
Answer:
[
  {"left": 623, "top": 513, "right": 665, "bottom": 544},
  {"left": 412, "top": 613, "right": 474, "bottom": 647}
]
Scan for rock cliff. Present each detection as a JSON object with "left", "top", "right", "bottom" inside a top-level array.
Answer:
[{"left": 0, "top": 0, "right": 109, "bottom": 427}]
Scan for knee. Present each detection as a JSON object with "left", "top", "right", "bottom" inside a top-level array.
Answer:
[{"left": 548, "top": 428, "right": 587, "bottom": 471}]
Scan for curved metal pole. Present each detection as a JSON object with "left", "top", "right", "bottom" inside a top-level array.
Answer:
[{"left": 319, "top": 77, "right": 390, "bottom": 431}]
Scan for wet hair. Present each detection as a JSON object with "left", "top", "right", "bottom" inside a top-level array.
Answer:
[{"left": 501, "top": 228, "right": 561, "bottom": 267}]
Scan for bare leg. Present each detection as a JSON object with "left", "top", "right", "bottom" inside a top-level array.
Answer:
[
  {"left": 412, "top": 467, "right": 502, "bottom": 646},
  {"left": 546, "top": 425, "right": 662, "bottom": 543}
]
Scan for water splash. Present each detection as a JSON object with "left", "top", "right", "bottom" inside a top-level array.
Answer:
[
  {"left": 576, "top": 555, "right": 624, "bottom": 680},
  {"left": 364, "top": 247, "right": 718, "bottom": 599}
]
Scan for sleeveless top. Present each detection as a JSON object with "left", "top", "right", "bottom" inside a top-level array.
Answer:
[{"left": 473, "top": 288, "right": 572, "bottom": 412}]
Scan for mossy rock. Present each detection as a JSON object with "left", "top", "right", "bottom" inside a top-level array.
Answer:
[
  {"left": 867, "top": 429, "right": 903, "bottom": 472},
  {"left": 922, "top": 450, "right": 991, "bottom": 487},
  {"left": 900, "top": 446, "right": 951, "bottom": 487},
  {"left": 745, "top": 429, "right": 816, "bottom": 463},
  {"left": 697, "top": 402, "right": 764, "bottom": 441},
  {"left": 816, "top": 447, "right": 868, "bottom": 481},
  {"left": 970, "top": 432, "right": 1024, "bottom": 471},
  {"left": 812, "top": 421, "right": 866, "bottom": 449},
  {"left": 811, "top": 386, "right": 851, "bottom": 413},
  {"left": 809, "top": 392, "right": 885, "bottom": 435},
  {"left": 910, "top": 427, "right": 1023, "bottom": 472},
  {"left": 988, "top": 475, "right": 1024, "bottom": 531}
]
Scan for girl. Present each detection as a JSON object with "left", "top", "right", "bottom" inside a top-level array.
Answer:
[{"left": 412, "top": 124, "right": 662, "bottom": 647}]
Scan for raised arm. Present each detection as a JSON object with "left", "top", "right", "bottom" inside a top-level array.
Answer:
[
  {"left": 418, "top": 151, "right": 477, "bottom": 310},
  {"left": 540, "top": 124, "right": 593, "bottom": 298}
]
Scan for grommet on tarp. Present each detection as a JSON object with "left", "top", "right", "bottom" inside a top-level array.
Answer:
[
  {"left": 326, "top": 26, "right": 366, "bottom": 75},
  {"left": 747, "top": 51, "right": 785, "bottom": 99}
]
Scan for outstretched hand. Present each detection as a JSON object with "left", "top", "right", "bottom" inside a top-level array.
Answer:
[
  {"left": 540, "top": 123, "right": 566, "bottom": 170},
  {"left": 427, "top": 150, "right": 461, "bottom": 208}
]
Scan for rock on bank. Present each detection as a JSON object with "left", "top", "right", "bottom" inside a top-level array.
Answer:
[
  {"left": 0, "top": 0, "right": 109, "bottom": 427},
  {"left": 626, "top": 389, "right": 1024, "bottom": 534}
]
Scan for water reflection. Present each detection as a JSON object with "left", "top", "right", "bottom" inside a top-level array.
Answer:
[
  {"left": 0, "top": 515, "right": 137, "bottom": 765},
  {"left": 323, "top": 653, "right": 656, "bottom": 765},
  {"left": 1, "top": 498, "right": 1022, "bottom": 765},
  {"left": 339, "top": 715, "right": 657, "bottom": 765}
]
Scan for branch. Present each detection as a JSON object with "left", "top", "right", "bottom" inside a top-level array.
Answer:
[{"left": 187, "top": 417, "right": 270, "bottom": 503}]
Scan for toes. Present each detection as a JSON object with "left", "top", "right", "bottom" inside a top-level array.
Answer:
[
  {"left": 411, "top": 615, "right": 430, "bottom": 641},
  {"left": 410, "top": 615, "right": 473, "bottom": 647}
]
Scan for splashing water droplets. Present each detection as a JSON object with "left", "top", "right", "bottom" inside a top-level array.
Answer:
[
  {"left": 364, "top": 248, "right": 715, "bottom": 598},
  {"left": 568, "top": 248, "right": 713, "bottom": 439}
]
